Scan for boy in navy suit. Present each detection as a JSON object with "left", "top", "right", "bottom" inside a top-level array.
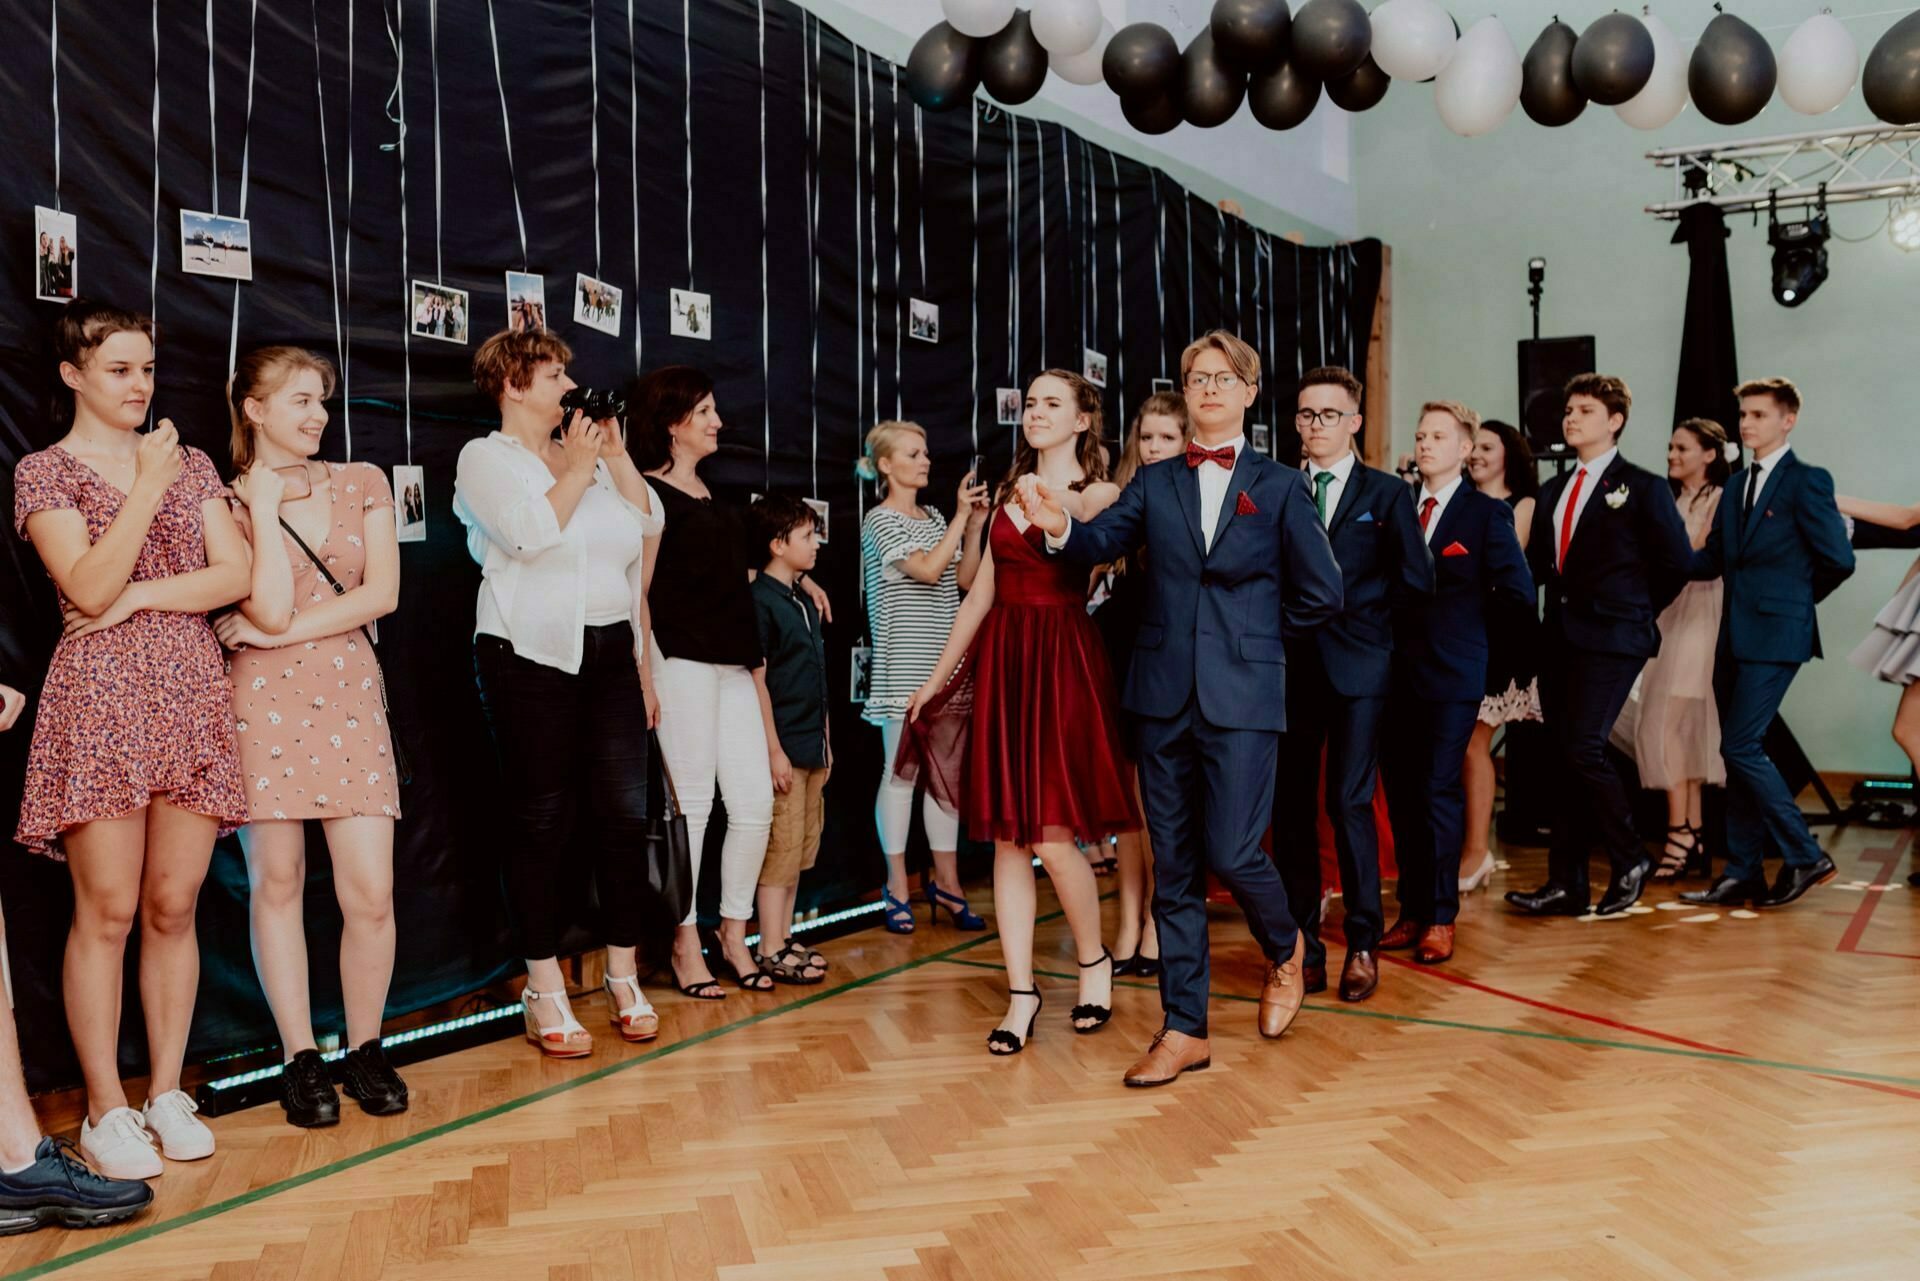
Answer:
[
  {"left": 1508, "top": 374, "right": 1693, "bottom": 918},
  {"left": 1021, "top": 331, "right": 1343, "bottom": 1087},
  {"left": 1275, "top": 366, "right": 1432, "bottom": 1003},
  {"left": 1381, "top": 403, "right": 1532, "bottom": 963},
  {"left": 1680, "top": 377, "right": 1853, "bottom": 909}
]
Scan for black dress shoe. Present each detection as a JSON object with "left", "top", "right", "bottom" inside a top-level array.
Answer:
[
  {"left": 1678, "top": 874, "right": 1766, "bottom": 906},
  {"left": 1504, "top": 884, "right": 1589, "bottom": 916},
  {"left": 0, "top": 1137, "right": 152, "bottom": 1234},
  {"left": 1760, "top": 855, "right": 1837, "bottom": 908},
  {"left": 1595, "top": 859, "right": 1653, "bottom": 916},
  {"left": 280, "top": 1048, "right": 341, "bottom": 1128}
]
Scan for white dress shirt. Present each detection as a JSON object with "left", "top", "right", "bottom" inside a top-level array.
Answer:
[
  {"left": 453, "top": 432, "right": 664, "bottom": 674},
  {"left": 1550, "top": 444, "right": 1619, "bottom": 567},
  {"left": 1044, "top": 434, "right": 1247, "bottom": 554},
  {"left": 1305, "top": 449, "right": 1357, "bottom": 528},
  {"left": 1743, "top": 443, "right": 1792, "bottom": 515},
  {"left": 1416, "top": 473, "right": 1465, "bottom": 545}
]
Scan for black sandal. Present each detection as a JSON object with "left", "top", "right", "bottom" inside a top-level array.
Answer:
[
  {"left": 1071, "top": 948, "right": 1114, "bottom": 1034},
  {"left": 1653, "top": 824, "right": 1695, "bottom": 881},
  {"left": 987, "top": 988, "right": 1042, "bottom": 1055},
  {"left": 675, "top": 977, "right": 726, "bottom": 1001},
  {"left": 727, "top": 956, "right": 775, "bottom": 992}
]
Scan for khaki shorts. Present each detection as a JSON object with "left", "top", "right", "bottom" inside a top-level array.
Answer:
[{"left": 761, "top": 765, "right": 828, "bottom": 888}]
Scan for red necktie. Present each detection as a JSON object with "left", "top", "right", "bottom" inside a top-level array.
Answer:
[
  {"left": 1419, "top": 496, "right": 1437, "bottom": 533},
  {"left": 1186, "top": 442, "right": 1236, "bottom": 469},
  {"left": 1558, "top": 466, "right": 1587, "bottom": 570}
]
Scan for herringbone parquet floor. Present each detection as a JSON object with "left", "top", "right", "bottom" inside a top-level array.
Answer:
[{"left": 4, "top": 828, "right": 1916, "bottom": 1280}]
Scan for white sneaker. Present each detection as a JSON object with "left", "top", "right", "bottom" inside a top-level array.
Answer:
[
  {"left": 79, "top": 1106, "right": 162, "bottom": 1179},
  {"left": 143, "top": 1089, "right": 215, "bottom": 1161}
]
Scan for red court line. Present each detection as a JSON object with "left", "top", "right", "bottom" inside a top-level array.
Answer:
[{"left": 1833, "top": 830, "right": 1917, "bottom": 961}]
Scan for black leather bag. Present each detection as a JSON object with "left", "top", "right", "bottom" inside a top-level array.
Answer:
[{"left": 644, "top": 731, "right": 694, "bottom": 923}]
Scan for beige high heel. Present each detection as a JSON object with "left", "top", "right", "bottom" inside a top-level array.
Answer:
[
  {"left": 603, "top": 973, "right": 660, "bottom": 1043},
  {"left": 1459, "top": 850, "right": 1497, "bottom": 893},
  {"left": 521, "top": 987, "right": 594, "bottom": 1059}
]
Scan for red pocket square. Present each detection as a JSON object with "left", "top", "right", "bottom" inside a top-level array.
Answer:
[
  {"left": 1442, "top": 541, "right": 1470, "bottom": 557},
  {"left": 1236, "top": 491, "right": 1258, "bottom": 516}
]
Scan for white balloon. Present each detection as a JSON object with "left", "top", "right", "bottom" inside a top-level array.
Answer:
[
  {"left": 1050, "top": 20, "right": 1113, "bottom": 85},
  {"left": 1614, "top": 11, "right": 1689, "bottom": 130},
  {"left": 1031, "top": 0, "right": 1103, "bottom": 58},
  {"left": 1369, "top": 0, "right": 1457, "bottom": 82},
  {"left": 1779, "top": 12, "right": 1859, "bottom": 115},
  {"left": 941, "top": 0, "right": 1016, "bottom": 40},
  {"left": 1433, "top": 17, "right": 1521, "bottom": 137}
]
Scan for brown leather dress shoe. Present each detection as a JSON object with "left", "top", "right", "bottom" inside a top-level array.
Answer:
[
  {"left": 1338, "top": 949, "right": 1379, "bottom": 1002},
  {"left": 1378, "top": 916, "right": 1424, "bottom": 950},
  {"left": 1415, "top": 924, "right": 1455, "bottom": 965},
  {"left": 1258, "top": 934, "right": 1307, "bottom": 1039},
  {"left": 1302, "top": 963, "right": 1328, "bottom": 995},
  {"left": 1122, "top": 1029, "right": 1212, "bottom": 1087}
]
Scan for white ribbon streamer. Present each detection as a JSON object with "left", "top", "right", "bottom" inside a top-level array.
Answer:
[
  {"left": 628, "top": 0, "right": 641, "bottom": 371},
  {"left": 311, "top": 0, "right": 345, "bottom": 447},
  {"left": 867, "top": 52, "right": 878, "bottom": 422},
  {"left": 1108, "top": 148, "right": 1122, "bottom": 429},
  {"left": 149, "top": 1, "right": 159, "bottom": 332},
  {"left": 430, "top": 0, "right": 442, "bottom": 282},
  {"left": 760, "top": 0, "right": 770, "bottom": 479},
  {"left": 226, "top": 0, "right": 259, "bottom": 376},
  {"left": 588, "top": 0, "right": 601, "bottom": 278},
  {"left": 890, "top": 63, "right": 900, "bottom": 420},
  {"left": 50, "top": 1, "right": 60, "bottom": 210},
  {"left": 683, "top": 0, "right": 693, "bottom": 288},
  {"left": 384, "top": 0, "right": 412, "bottom": 462},
  {"left": 807, "top": 14, "right": 821, "bottom": 494},
  {"left": 970, "top": 107, "right": 979, "bottom": 452},
  {"left": 486, "top": 0, "right": 529, "bottom": 270},
  {"left": 205, "top": 0, "right": 218, "bottom": 213},
  {"left": 1035, "top": 120, "right": 1046, "bottom": 369},
  {"left": 853, "top": 50, "right": 864, "bottom": 427}
]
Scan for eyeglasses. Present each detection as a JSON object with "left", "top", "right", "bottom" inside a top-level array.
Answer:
[
  {"left": 1185, "top": 372, "right": 1246, "bottom": 392},
  {"left": 1294, "top": 408, "right": 1356, "bottom": 429}
]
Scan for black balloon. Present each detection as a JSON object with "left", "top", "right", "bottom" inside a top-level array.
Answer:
[
  {"left": 1291, "top": 0, "right": 1371, "bottom": 81},
  {"left": 1122, "top": 87, "right": 1186, "bottom": 134},
  {"left": 1325, "top": 54, "right": 1388, "bottom": 112},
  {"left": 905, "top": 22, "right": 979, "bottom": 112},
  {"left": 1183, "top": 30, "right": 1249, "bottom": 126},
  {"left": 1103, "top": 22, "right": 1183, "bottom": 98},
  {"left": 1864, "top": 9, "right": 1920, "bottom": 125},
  {"left": 1248, "top": 54, "right": 1321, "bottom": 129},
  {"left": 1689, "top": 11, "right": 1778, "bottom": 126},
  {"left": 1210, "top": 0, "right": 1293, "bottom": 73},
  {"left": 1522, "top": 19, "right": 1587, "bottom": 127},
  {"left": 1571, "top": 11, "right": 1654, "bottom": 106},
  {"left": 980, "top": 10, "right": 1048, "bottom": 105}
]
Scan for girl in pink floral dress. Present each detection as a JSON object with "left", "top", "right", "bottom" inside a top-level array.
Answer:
[{"left": 13, "top": 301, "right": 249, "bottom": 1179}]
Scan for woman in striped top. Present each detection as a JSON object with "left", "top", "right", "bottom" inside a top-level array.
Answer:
[{"left": 858, "top": 421, "right": 987, "bottom": 933}]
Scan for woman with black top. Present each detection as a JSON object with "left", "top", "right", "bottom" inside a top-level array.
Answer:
[{"left": 638, "top": 367, "right": 830, "bottom": 998}]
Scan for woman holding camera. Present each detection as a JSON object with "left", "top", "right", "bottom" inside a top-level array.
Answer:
[{"left": 455, "top": 329, "right": 663, "bottom": 1059}]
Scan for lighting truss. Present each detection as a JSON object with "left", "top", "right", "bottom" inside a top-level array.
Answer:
[{"left": 1645, "top": 123, "right": 1920, "bottom": 219}]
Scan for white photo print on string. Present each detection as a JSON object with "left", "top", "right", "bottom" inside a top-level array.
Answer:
[
  {"left": 1250, "top": 423, "right": 1272, "bottom": 456},
  {"left": 574, "top": 274, "right": 623, "bottom": 336},
  {"left": 849, "top": 643, "right": 873, "bottom": 706},
  {"left": 180, "top": 210, "right": 252, "bottom": 281},
  {"left": 996, "top": 388, "right": 1022, "bottom": 427},
  {"left": 505, "top": 271, "right": 547, "bottom": 333},
  {"left": 669, "top": 287, "right": 711, "bottom": 340},
  {"left": 1083, "top": 348, "right": 1108, "bottom": 388},
  {"left": 392, "top": 465, "right": 426, "bottom": 544},
  {"left": 1151, "top": 377, "right": 1175, "bottom": 394},
  {"left": 411, "top": 281, "right": 470, "bottom": 345},
  {"left": 908, "top": 298, "right": 939, "bottom": 343},
  {"left": 804, "top": 497, "right": 830, "bottom": 546},
  {"left": 33, "top": 206, "right": 77, "bottom": 302}
]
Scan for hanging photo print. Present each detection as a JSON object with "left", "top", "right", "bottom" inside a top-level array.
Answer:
[
  {"left": 804, "top": 497, "right": 830, "bottom": 545},
  {"left": 410, "top": 281, "right": 470, "bottom": 345},
  {"left": 909, "top": 298, "right": 940, "bottom": 343},
  {"left": 996, "top": 388, "right": 1022, "bottom": 426},
  {"left": 505, "top": 271, "right": 547, "bottom": 333},
  {"left": 669, "top": 287, "right": 711, "bottom": 340},
  {"left": 1151, "top": 377, "right": 1175, "bottom": 393},
  {"left": 849, "top": 643, "right": 873, "bottom": 705},
  {"left": 180, "top": 210, "right": 253, "bottom": 281},
  {"left": 1250, "top": 423, "right": 1272, "bottom": 456},
  {"left": 1083, "top": 348, "right": 1109, "bottom": 388},
  {"left": 574, "top": 274, "right": 622, "bottom": 336},
  {"left": 392, "top": 465, "right": 427, "bottom": 544},
  {"left": 33, "top": 206, "right": 77, "bottom": 302}
]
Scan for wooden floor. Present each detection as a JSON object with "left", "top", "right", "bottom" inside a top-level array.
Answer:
[{"left": 5, "top": 825, "right": 1917, "bottom": 1281}]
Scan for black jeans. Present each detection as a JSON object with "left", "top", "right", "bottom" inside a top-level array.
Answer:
[{"left": 474, "top": 624, "right": 650, "bottom": 958}]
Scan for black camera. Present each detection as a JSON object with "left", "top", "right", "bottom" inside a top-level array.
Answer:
[{"left": 560, "top": 386, "right": 627, "bottom": 422}]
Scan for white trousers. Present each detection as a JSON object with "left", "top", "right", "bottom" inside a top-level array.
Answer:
[
  {"left": 875, "top": 717, "right": 960, "bottom": 856},
  {"left": 653, "top": 650, "right": 774, "bottom": 922}
]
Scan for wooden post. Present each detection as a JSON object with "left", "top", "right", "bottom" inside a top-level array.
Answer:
[{"left": 1363, "top": 245, "right": 1393, "bottom": 470}]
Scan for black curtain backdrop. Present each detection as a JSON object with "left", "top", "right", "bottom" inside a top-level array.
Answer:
[
  {"left": 1671, "top": 202, "right": 1740, "bottom": 436},
  {"left": 0, "top": 0, "right": 1381, "bottom": 1092}
]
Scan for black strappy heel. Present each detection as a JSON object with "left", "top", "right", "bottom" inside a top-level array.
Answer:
[
  {"left": 987, "top": 989, "right": 1042, "bottom": 1055},
  {"left": 1653, "top": 824, "right": 1695, "bottom": 882},
  {"left": 1071, "top": 949, "right": 1114, "bottom": 1034}
]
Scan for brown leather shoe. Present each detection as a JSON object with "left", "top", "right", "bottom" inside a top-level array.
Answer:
[
  {"left": 1121, "top": 1029, "right": 1212, "bottom": 1087},
  {"left": 1257, "top": 934, "right": 1307, "bottom": 1039},
  {"left": 1302, "top": 963, "right": 1328, "bottom": 995},
  {"left": 1338, "top": 949, "right": 1379, "bottom": 1002},
  {"left": 1415, "top": 924, "right": 1455, "bottom": 965},
  {"left": 1379, "top": 916, "right": 1424, "bottom": 950}
]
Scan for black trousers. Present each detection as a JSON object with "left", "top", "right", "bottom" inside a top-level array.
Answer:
[
  {"left": 474, "top": 624, "right": 651, "bottom": 959},
  {"left": 1539, "top": 646, "right": 1647, "bottom": 901}
]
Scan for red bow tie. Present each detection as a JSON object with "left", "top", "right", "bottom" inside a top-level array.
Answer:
[{"left": 1187, "top": 442, "right": 1236, "bottom": 469}]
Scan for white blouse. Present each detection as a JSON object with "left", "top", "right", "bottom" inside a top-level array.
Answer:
[{"left": 453, "top": 432, "right": 663, "bottom": 674}]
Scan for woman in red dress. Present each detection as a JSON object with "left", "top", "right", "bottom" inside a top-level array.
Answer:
[{"left": 905, "top": 370, "right": 1141, "bottom": 1055}]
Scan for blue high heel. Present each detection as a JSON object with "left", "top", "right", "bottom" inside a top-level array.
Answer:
[
  {"left": 882, "top": 887, "right": 916, "bottom": 934},
  {"left": 925, "top": 882, "right": 987, "bottom": 931}
]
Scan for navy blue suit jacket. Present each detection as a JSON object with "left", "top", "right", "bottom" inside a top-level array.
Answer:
[
  {"left": 1394, "top": 487, "right": 1534, "bottom": 701},
  {"left": 1692, "top": 451, "right": 1855, "bottom": 663},
  {"left": 1054, "top": 450, "right": 1344, "bottom": 733},
  {"left": 1289, "top": 462, "right": 1434, "bottom": 698},
  {"left": 1529, "top": 454, "right": 1693, "bottom": 659}
]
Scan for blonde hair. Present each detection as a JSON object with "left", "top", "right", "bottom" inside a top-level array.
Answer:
[
  {"left": 1419, "top": 399, "right": 1481, "bottom": 443},
  {"left": 856, "top": 420, "right": 929, "bottom": 489},
  {"left": 1179, "top": 329, "right": 1262, "bottom": 386},
  {"left": 229, "top": 346, "right": 338, "bottom": 471}
]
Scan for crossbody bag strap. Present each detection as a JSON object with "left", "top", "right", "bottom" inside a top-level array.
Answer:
[
  {"left": 277, "top": 517, "right": 376, "bottom": 651},
  {"left": 649, "top": 731, "right": 683, "bottom": 818}
]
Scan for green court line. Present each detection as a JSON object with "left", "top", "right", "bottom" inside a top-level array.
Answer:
[{"left": 937, "top": 957, "right": 1920, "bottom": 1092}]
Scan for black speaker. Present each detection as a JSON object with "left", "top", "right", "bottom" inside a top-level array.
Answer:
[{"left": 1517, "top": 336, "right": 1596, "bottom": 450}]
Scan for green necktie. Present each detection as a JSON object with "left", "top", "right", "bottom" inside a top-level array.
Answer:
[{"left": 1312, "top": 470, "right": 1334, "bottom": 524}]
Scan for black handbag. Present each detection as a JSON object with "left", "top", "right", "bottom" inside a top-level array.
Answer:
[
  {"left": 276, "top": 518, "right": 413, "bottom": 786},
  {"left": 644, "top": 731, "right": 695, "bottom": 923}
]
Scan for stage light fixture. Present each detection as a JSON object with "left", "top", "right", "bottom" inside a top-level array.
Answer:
[
  {"left": 1891, "top": 198, "right": 1920, "bottom": 253},
  {"left": 1767, "top": 196, "right": 1829, "bottom": 308}
]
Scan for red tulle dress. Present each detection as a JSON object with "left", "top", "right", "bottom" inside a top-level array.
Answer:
[{"left": 898, "top": 507, "right": 1140, "bottom": 847}]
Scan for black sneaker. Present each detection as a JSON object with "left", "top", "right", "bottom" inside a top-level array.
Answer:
[
  {"left": 280, "top": 1049, "right": 341, "bottom": 1128},
  {"left": 0, "top": 1136, "right": 153, "bottom": 1234},
  {"left": 340, "top": 1039, "right": 409, "bottom": 1116}
]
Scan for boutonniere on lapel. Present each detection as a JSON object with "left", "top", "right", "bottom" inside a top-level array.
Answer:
[
  {"left": 1235, "top": 491, "right": 1258, "bottom": 516},
  {"left": 1604, "top": 484, "right": 1629, "bottom": 510}
]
